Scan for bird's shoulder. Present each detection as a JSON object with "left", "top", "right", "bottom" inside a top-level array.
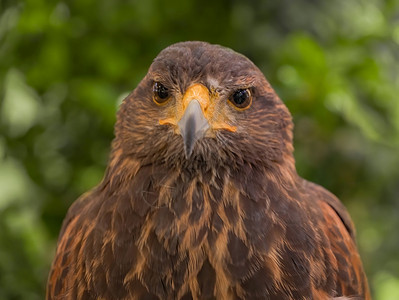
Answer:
[
  {"left": 46, "top": 189, "right": 101, "bottom": 299},
  {"left": 299, "top": 179, "right": 370, "bottom": 299},
  {"left": 301, "top": 179, "right": 355, "bottom": 238}
]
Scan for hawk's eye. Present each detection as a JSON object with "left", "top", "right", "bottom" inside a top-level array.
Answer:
[
  {"left": 153, "top": 82, "right": 170, "bottom": 104},
  {"left": 229, "top": 88, "right": 252, "bottom": 110}
]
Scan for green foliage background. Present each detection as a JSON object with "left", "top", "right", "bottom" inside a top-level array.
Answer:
[{"left": 1, "top": 0, "right": 399, "bottom": 299}]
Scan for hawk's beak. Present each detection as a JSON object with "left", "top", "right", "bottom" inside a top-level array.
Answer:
[
  {"left": 178, "top": 99, "right": 210, "bottom": 158},
  {"left": 159, "top": 83, "right": 236, "bottom": 158}
]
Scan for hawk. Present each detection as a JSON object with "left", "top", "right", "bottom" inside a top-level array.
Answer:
[{"left": 47, "top": 41, "right": 370, "bottom": 299}]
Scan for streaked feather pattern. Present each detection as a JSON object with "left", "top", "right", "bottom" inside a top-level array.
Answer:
[{"left": 47, "top": 41, "right": 370, "bottom": 300}]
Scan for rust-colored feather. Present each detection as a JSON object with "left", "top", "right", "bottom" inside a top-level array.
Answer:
[{"left": 47, "top": 41, "right": 370, "bottom": 300}]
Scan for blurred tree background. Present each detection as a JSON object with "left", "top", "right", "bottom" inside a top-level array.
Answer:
[{"left": 0, "top": 0, "right": 398, "bottom": 299}]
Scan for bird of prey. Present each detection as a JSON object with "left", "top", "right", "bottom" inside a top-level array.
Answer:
[{"left": 47, "top": 41, "right": 370, "bottom": 300}]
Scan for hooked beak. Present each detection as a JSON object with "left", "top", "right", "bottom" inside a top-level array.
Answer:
[
  {"left": 178, "top": 99, "right": 210, "bottom": 158},
  {"left": 159, "top": 83, "right": 236, "bottom": 159}
]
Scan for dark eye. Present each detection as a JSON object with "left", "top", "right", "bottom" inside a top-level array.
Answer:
[
  {"left": 153, "top": 82, "right": 170, "bottom": 104},
  {"left": 229, "top": 88, "right": 252, "bottom": 109}
]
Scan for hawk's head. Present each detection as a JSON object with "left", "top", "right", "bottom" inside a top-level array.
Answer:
[{"left": 114, "top": 41, "right": 294, "bottom": 170}]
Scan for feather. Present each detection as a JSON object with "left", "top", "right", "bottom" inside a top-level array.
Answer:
[{"left": 47, "top": 41, "right": 370, "bottom": 300}]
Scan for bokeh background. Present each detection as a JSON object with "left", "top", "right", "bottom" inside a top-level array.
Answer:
[{"left": 1, "top": 0, "right": 399, "bottom": 299}]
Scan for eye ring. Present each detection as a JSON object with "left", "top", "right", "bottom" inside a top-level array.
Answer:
[
  {"left": 153, "top": 82, "right": 170, "bottom": 104},
  {"left": 228, "top": 88, "right": 252, "bottom": 110}
]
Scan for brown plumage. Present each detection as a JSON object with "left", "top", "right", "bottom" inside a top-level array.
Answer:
[{"left": 47, "top": 41, "right": 370, "bottom": 300}]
